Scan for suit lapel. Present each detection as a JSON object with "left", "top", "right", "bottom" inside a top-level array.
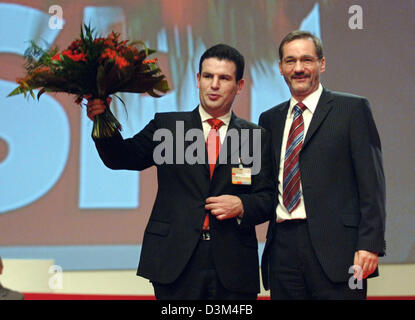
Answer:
[
  {"left": 187, "top": 107, "right": 211, "bottom": 175},
  {"left": 270, "top": 88, "right": 334, "bottom": 162},
  {"left": 272, "top": 102, "right": 290, "bottom": 166},
  {"left": 302, "top": 88, "right": 334, "bottom": 149},
  {"left": 213, "top": 112, "right": 239, "bottom": 173},
  {"left": 189, "top": 106, "right": 203, "bottom": 130},
  {"left": 222, "top": 112, "right": 244, "bottom": 162}
]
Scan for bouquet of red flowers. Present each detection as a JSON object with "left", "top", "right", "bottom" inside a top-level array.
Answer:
[{"left": 8, "top": 24, "right": 169, "bottom": 138}]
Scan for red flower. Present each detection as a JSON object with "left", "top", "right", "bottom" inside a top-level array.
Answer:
[
  {"left": 52, "top": 53, "right": 62, "bottom": 61},
  {"left": 67, "top": 52, "right": 87, "bottom": 62},
  {"left": 33, "top": 66, "right": 50, "bottom": 74},
  {"left": 68, "top": 39, "right": 82, "bottom": 51},
  {"left": 101, "top": 48, "right": 129, "bottom": 68},
  {"left": 115, "top": 56, "right": 129, "bottom": 68},
  {"left": 52, "top": 50, "right": 87, "bottom": 62},
  {"left": 62, "top": 50, "right": 87, "bottom": 62},
  {"left": 143, "top": 58, "right": 158, "bottom": 64},
  {"left": 101, "top": 48, "right": 117, "bottom": 60}
]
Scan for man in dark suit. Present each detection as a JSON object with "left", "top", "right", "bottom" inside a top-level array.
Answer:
[
  {"left": 0, "top": 257, "right": 24, "bottom": 300},
  {"left": 87, "top": 44, "right": 274, "bottom": 299},
  {"left": 259, "top": 31, "right": 386, "bottom": 299}
]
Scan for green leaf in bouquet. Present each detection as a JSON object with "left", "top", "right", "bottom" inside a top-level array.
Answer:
[
  {"left": 7, "top": 86, "right": 27, "bottom": 97},
  {"left": 98, "top": 62, "right": 124, "bottom": 96},
  {"left": 146, "top": 89, "right": 163, "bottom": 98},
  {"left": 117, "top": 74, "right": 164, "bottom": 94},
  {"left": 113, "top": 93, "right": 126, "bottom": 107},
  {"left": 23, "top": 41, "right": 57, "bottom": 73},
  {"left": 145, "top": 79, "right": 170, "bottom": 98},
  {"left": 37, "top": 88, "right": 46, "bottom": 100},
  {"left": 154, "top": 78, "right": 170, "bottom": 93},
  {"left": 130, "top": 41, "right": 155, "bottom": 58},
  {"left": 96, "top": 64, "right": 106, "bottom": 98}
]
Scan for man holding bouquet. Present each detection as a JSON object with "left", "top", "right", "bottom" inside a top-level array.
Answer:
[{"left": 86, "top": 44, "right": 274, "bottom": 300}]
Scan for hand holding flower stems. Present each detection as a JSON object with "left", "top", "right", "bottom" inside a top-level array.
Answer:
[
  {"left": 85, "top": 95, "right": 111, "bottom": 120},
  {"left": 84, "top": 94, "right": 112, "bottom": 121}
]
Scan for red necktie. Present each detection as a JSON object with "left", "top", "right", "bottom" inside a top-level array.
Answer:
[
  {"left": 203, "top": 118, "right": 224, "bottom": 230},
  {"left": 282, "top": 102, "right": 307, "bottom": 213}
]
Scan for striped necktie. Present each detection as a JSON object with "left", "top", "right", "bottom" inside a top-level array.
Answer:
[{"left": 283, "top": 102, "right": 307, "bottom": 213}]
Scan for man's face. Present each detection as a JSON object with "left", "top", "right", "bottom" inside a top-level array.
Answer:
[
  {"left": 279, "top": 38, "right": 325, "bottom": 101},
  {"left": 197, "top": 57, "right": 244, "bottom": 118}
]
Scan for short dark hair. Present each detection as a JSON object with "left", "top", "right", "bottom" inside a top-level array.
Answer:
[
  {"left": 199, "top": 44, "right": 245, "bottom": 82},
  {"left": 278, "top": 30, "right": 324, "bottom": 61}
]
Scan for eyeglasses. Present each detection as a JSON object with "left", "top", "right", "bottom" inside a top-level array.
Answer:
[{"left": 282, "top": 56, "right": 320, "bottom": 68}]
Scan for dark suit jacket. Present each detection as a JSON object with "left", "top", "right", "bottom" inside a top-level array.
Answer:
[
  {"left": 94, "top": 107, "right": 274, "bottom": 294},
  {"left": 0, "top": 283, "right": 24, "bottom": 300},
  {"left": 259, "top": 88, "right": 386, "bottom": 289}
]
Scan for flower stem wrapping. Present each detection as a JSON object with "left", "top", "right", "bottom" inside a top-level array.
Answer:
[{"left": 92, "top": 102, "right": 122, "bottom": 139}]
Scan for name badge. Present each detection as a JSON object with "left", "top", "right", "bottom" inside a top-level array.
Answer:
[{"left": 232, "top": 167, "right": 251, "bottom": 185}]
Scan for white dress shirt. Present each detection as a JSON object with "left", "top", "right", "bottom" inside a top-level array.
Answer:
[
  {"left": 276, "top": 83, "right": 323, "bottom": 222},
  {"left": 198, "top": 105, "right": 231, "bottom": 144},
  {"left": 198, "top": 105, "right": 243, "bottom": 222}
]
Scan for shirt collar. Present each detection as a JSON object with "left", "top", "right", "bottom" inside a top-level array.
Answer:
[
  {"left": 289, "top": 83, "right": 323, "bottom": 114},
  {"left": 198, "top": 105, "right": 232, "bottom": 126}
]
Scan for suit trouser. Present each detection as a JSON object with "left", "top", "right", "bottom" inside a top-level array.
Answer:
[
  {"left": 269, "top": 219, "right": 367, "bottom": 300},
  {"left": 152, "top": 237, "right": 257, "bottom": 300}
]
